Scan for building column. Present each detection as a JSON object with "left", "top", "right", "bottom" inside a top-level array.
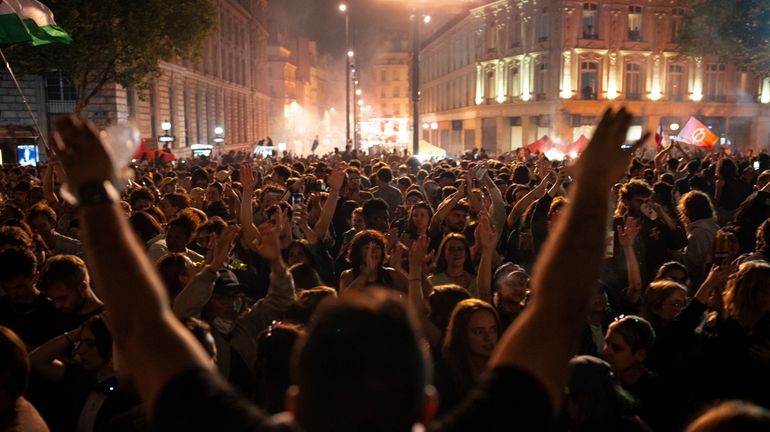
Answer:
[
  {"left": 749, "top": 114, "right": 770, "bottom": 151},
  {"left": 496, "top": 116, "right": 511, "bottom": 154},
  {"left": 561, "top": 50, "right": 573, "bottom": 99},
  {"left": 475, "top": 63, "right": 484, "bottom": 105}
]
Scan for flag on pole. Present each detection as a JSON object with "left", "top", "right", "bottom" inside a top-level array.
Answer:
[
  {"left": 654, "top": 122, "right": 664, "bottom": 151},
  {"left": 0, "top": 0, "right": 71, "bottom": 46},
  {"left": 676, "top": 116, "right": 719, "bottom": 151}
]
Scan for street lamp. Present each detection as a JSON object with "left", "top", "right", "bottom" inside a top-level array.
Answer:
[
  {"left": 339, "top": 3, "right": 351, "bottom": 149},
  {"left": 159, "top": 120, "right": 175, "bottom": 146},
  {"left": 355, "top": 89, "right": 362, "bottom": 96},
  {"left": 411, "top": 12, "right": 431, "bottom": 156},
  {"left": 213, "top": 126, "right": 225, "bottom": 151}
]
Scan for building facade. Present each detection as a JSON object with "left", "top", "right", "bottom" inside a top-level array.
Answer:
[
  {"left": 372, "top": 42, "right": 411, "bottom": 119},
  {"left": 266, "top": 33, "right": 342, "bottom": 155},
  {"left": 419, "top": 0, "right": 770, "bottom": 156},
  {"left": 0, "top": 0, "right": 271, "bottom": 161}
]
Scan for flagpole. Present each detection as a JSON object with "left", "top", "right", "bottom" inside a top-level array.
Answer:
[{"left": 0, "top": 48, "right": 50, "bottom": 154}]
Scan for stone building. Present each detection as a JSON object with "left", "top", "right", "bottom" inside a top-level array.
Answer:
[
  {"left": 266, "top": 33, "right": 342, "bottom": 155},
  {"left": 0, "top": 0, "right": 271, "bottom": 161},
  {"left": 419, "top": 0, "right": 770, "bottom": 156},
  {"left": 372, "top": 40, "right": 411, "bottom": 119}
]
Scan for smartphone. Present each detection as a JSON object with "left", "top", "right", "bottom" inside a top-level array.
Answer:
[
  {"left": 754, "top": 161, "right": 760, "bottom": 170},
  {"left": 319, "top": 181, "right": 328, "bottom": 192},
  {"left": 291, "top": 193, "right": 305, "bottom": 206}
]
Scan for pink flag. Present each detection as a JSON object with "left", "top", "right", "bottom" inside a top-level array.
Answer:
[{"left": 676, "top": 117, "right": 719, "bottom": 150}]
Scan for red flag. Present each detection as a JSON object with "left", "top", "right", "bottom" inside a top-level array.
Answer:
[
  {"left": 566, "top": 134, "right": 589, "bottom": 154},
  {"left": 676, "top": 117, "right": 719, "bottom": 150},
  {"left": 526, "top": 135, "right": 553, "bottom": 154}
]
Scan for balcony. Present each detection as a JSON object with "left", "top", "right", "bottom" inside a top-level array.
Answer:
[
  {"left": 47, "top": 100, "right": 76, "bottom": 113},
  {"left": 627, "top": 30, "right": 642, "bottom": 42}
]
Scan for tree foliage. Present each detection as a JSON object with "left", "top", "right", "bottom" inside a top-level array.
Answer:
[
  {"left": 678, "top": 0, "right": 770, "bottom": 75},
  {"left": 7, "top": 0, "right": 217, "bottom": 113}
]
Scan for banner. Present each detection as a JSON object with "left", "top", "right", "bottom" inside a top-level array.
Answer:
[{"left": 676, "top": 117, "right": 719, "bottom": 150}]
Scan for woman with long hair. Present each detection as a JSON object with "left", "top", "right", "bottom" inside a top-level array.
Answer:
[
  {"left": 429, "top": 233, "right": 478, "bottom": 297},
  {"left": 435, "top": 298, "right": 499, "bottom": 413},
  {"left": 401, "top": 202, "right": 433, "bottom": 242}
]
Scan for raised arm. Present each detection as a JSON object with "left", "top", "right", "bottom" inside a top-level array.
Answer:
[
  {"left": 407, "top": 234, "right": 441, "bottom": 347},
  {"left": 481, "top": 174, "right": 506, "bottom": 243},
  {"left": 28, "top": 327, "right": 81, "bottom": 383},
  {"left": 489, "top": 108, "right": 649, "bottom": 409},
  {"left": 52, "top": 115, "right": 212, "bottom": 410},
  {"left": 430, "top": 186, "right": 464, "bottom": 234},
  {"left": 238, "top": 163, "right": 260, "bottom": 242},
  {"left": 312, "top": 166, "right": 344, "bottom": 240},
  {"left": 506, "top": 176, "right": 548, "bottom": 229},
  {"left": 475, "top": 212, "right": 496, "bottom": 304},
  {"left": 617, "top": 217, "right": 642, "bottom": 304}
]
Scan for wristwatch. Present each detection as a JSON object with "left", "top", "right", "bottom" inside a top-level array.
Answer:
[{"left": 77, "top": 180, "right": 120, "bottom": 207}]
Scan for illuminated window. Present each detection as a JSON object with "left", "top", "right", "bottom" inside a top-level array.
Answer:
[
  {"left": 625, "top": 63, "right": 642, "bottom": 100},
  {"left": 628, "top": 6, "right": 642, "bottom": 41},
  {"left": 580, "top": 61, "right": 599, "bottom": 100},
  {"left": 704, "top": 63, "right": 726, "bottom": 101},
  {"left": 668, "top": 64, "right": 685, "bottom": 101},
  {"left": 582, "top": 3, "right": 599, "bottom": 39}
]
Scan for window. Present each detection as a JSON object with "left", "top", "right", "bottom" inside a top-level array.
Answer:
[
  {"left": 704, "top": 63, "right": 726, "bottom": 101},
  {"left": 628, "top": 6, "right": 642, "bottom": 41},
  {"left": 535, "top": 63, "right": 548, "bottom": 100},
  {"left": 393, "top": 103, "right": 400, "bottom": 115},
  {"left": 46, "top": 71, "right": 77, "bottom": 101},
  {"left": 671, "top": 8, "right": 685, "bottom": 42},
  {"left": 380, "top": 70, "right": 387, "bottom": 82},
  {"left": 536, "top": 9, "right": 549, "bottom": 42},
  {"left": 381, "top": 87, "right": 386, "bottom": 98},
  {"left": 509, "top": 17, "right": 522, "bottom": 47},
  {"left": 582, "top": 3, "right": 599, "bottom": 39},
  {"left": 625, "top": 63, "right": 642, "bottom": 100},
  {"left": 485, "top": 70, "right": 496, "bottom": 101},
  {"left": 485, "top": 18, "right": 497, "bottom": 52},
  {"left": 509, "top": 66, "right": 520, "bottom": 99},
  {"left": 393, "top": 87, "right": 399, "bottom": 98},
  {"left": 668, "top": 64, "right": 685, "bottom": 101},
  {"left": 392, "top": 70, "right": 399, "bottom": 81},
  {"left": 580, "top": 61, "right": 599, "bottom": 100}
]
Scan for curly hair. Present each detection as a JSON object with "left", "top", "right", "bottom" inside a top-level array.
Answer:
[
  {"left": 347, "top": 230, "right": 387, "bottom": 277},
  {"left": 723, "top": 261, "right": 770, "bottom": 331}
]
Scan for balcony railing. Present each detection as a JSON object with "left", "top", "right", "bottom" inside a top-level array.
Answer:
[
  {"left": 47, "top": 100, "right": 76, "bottom": 114},
  {"left": 628, "top": 30, "right": 642, "bottom": 41}
]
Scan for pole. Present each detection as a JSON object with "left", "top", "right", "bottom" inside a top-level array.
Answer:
[
  {"left": 0, "top": 48, "right": 49, "bottom": 154},
  {"left": 345, "top": 13, "right": 351, "bottom": 148},
  {"left": 411, "top": 13, "right": 420, "bottom": 157},
  {"left": 353, "top": 80, "right": 359, "bottom": 152}
]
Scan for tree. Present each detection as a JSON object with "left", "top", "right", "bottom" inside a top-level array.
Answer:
[
  {"left": 8, "top": 0, "right": 216, "bottom": 113},
  {"left": 678, "top": 0, "right": 770, "bottom": 75}
]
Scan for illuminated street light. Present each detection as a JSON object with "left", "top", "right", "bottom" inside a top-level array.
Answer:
[
  {"left": 214, "top": 126, "right": 224, "bottom": 135},
  {"left": 338, "top": 3, "right": 347, "bottom": 12},
  {"left": 355, "top": 89, "right": 362, "bottom": 96},
  {"left": 347, "top": 50, "right": 355, "bottom": 58},
  {"left": 670, "top": 122, "right": 680, "bottom": 131},
  {"left": 161, "top": 120, "right": 171, "bottom": 132},
  {"left": 423, "top": 15, "right": 431, "bottom": 24},
  {"left": 430, "top": 122, "right": 438, "bottom": 130}
]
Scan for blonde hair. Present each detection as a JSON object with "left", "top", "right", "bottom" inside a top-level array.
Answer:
[{"left": 722, "top": 261, "right": 770, "bottom": 331}]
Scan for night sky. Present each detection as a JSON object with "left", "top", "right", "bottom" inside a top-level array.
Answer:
[{"left": 268, "top": 0, "right": 486, "bottom": 62}]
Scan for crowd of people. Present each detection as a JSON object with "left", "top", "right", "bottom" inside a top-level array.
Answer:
[{"left": 1, "top": 108, "right": 770, "bottom": 431}]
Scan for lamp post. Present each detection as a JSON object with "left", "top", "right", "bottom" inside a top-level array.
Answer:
[
  {"left": 213, "top": 126, "right": 225, "bottom": 156},
  {"left": 159, "top": 120, "right": 175, "bottom": 148},
  {"left": 411, "top": 13, "right": 431, "bottom": 156},
  {"left": 339, "top": 4, "right": 351, "bottom": 148}
]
